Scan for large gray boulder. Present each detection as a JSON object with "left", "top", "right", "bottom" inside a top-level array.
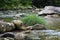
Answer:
[{"left": 38, "top": 6, "right": 60, "bottom": 15}]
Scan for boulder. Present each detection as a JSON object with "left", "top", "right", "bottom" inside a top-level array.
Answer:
[
  {"left": 44, "top": 6, "right": 60, "bottom": 13},
  {"left": 15, "top": 32, "right": 28, "bottom": 40},
  {"left": 0, "top": 32, "right": 15, "bottom": 40},
  {"left": 0, "top": 22, "right": 15, "bottom": 32},
  {"left": 12, "top": 20, "right": 23, "bottom": 28},
  {"left": 5, "top": 23, "right": 15, "bottom": 31},
  {"left": 38, "top": 6, "right": 60, "bottom": 15},
  {"left": 12, "top": 20, "right": 30, "bottom": 30},
  {"left": 32, "top": 24, "right": 46, "bottom": 30}
]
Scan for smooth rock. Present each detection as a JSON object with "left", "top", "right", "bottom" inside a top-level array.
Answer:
[
  {"left": 38, "top": 6, "right": 60, "bottom": 15},
  {"left": 32, "top": 24, "right": 46, "bottom": 30},
  {"left": 12, "top": 20, "right": 30, "bottom": 30},
  {"left": 12, "top": 20, "right": 23, "bottom": 29}
]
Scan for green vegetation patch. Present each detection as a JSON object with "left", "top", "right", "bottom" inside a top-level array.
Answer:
[{"left": 21, "top": 15, "right": 46, "bottom": 26}]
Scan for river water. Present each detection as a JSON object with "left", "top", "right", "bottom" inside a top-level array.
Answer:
[
  {"left": 0, "top": 11, "right": 60, "bottom": 40},
  {"left": 45, "top": 16, "right": 60, "bottom": 31}
]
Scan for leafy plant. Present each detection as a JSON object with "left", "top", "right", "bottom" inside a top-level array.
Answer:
[
  {"left": 21, "top": 15, "right": 46, "bottom": 26},
  {"left": 0, "top": 0, "right": 32, "bottom": 10}
]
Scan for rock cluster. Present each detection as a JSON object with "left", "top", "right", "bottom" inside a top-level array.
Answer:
[{"left": 0, "top": 20, "right": 46, "bottom": 40}]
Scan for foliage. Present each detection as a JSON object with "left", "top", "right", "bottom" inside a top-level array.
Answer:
[
  {"left": 32, "top": 0, "right": 60, "bottom": 8},
  {"left": 52, "top": 0, "right": 60, "bottom": 6},
  {"left": 21, "top": 15, "right": 46, "bottom": 26},
  {"left": 0, "top": 0, "right": 32, "bottom": 10},
  {"left": 32, "top": 0, "right": 52, "bottom": 8},
  {"left": 0, "top": 0, "right": 60, "bottom": 9}
]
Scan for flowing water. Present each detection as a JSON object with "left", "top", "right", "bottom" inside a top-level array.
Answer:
[
  {"left": 27, "top": 30, "right": 60, "bottom": 40},
  {"left": 0, "top": 11, "right": 60, "bottom": 40},
  {"left": 45, "top": 16, "right": 60, "bottom": 31}
]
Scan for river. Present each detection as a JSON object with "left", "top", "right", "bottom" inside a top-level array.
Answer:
[{"left": 0, "top": 11, "right": 60, "bottom": 40}]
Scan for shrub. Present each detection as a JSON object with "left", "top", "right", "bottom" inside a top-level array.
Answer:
[
  {"left": 21, "top": 15, "right": 46, "bottom": 26},
  {"left": 0, "top": 0, "right": 32, "bottom": 10}
]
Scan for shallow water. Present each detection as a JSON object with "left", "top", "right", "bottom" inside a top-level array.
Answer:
[
  {"left": 45, "top": 17, "right": 60, "bottom": 31},
  {"left": 27, "top": 30, "right": 60, "bottom": 40},
  {"left": 0, "top": 11, "right": 60, "bottom": 40}
]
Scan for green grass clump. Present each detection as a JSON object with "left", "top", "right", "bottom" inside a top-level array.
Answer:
[{"left": 21, "top": 15, "right": 46, "bottom": 26}]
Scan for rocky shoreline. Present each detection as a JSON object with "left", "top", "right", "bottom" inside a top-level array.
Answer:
[{"left": 0, "top": 19, "right": 60, "bottom": 40}]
